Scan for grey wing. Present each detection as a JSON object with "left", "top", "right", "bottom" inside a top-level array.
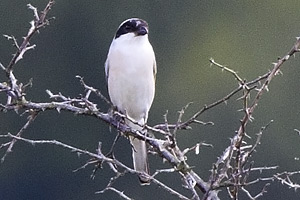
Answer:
[
  {"left": 153, "top": 57, "right": 157, "bottom": 82},
  {"left": 104, "top": 59, "right": 109, "bottom": 84}
]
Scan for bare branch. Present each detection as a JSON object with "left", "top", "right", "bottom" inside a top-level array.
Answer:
[
  {"left": 1, "top": 112, "right": 38, "bottom": 162},
  {"left": 209, "top": 58, "right": 245, "bottom": 86},
  {"left": 76, "top": 75, "right": 112, "bottom": 106},
  {"left": 96, "top": 172, "right": 133, "bottom": 200},
  {"left": 274, "top": 171, "right": 300, "bottom": 191},
  {"left": 150, "top": 178, "right": 190, "bottom": 200},
  {"left": 241, "top": 183, "right": 270, "bottom": 200},
  {"left": 5, "top": 0, "right": 55, "bottom": 74},
  {"left": 2, "top": 1, "right": 300, "bottom": 199},
  {"left": 98, "top": 187, "right": 133, "bottom": 200}
]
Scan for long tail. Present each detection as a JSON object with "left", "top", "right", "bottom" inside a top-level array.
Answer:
[{"left": 127, "top": 119, "right": 150, "bottom": 184}]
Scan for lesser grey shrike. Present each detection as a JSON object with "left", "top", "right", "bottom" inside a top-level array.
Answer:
[{"left": 105, "top": 18, "right": 156, "bottom": 184}]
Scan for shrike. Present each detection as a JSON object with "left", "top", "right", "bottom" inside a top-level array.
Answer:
[{"left": 105, "top": 18, "right": 156, "bottom": 184}]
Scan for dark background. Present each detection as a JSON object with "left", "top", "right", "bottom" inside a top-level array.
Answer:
[{"left": 1, "top": 1, "right": 300, "bottom": 199}]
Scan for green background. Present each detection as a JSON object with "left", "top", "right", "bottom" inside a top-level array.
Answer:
[{"left": 1, "top": 1, "right": 300, "bottom": 199}]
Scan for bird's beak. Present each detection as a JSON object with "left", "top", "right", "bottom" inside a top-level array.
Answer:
[{"left": 136, "top": 26, "right": 148, "bottom": 36}]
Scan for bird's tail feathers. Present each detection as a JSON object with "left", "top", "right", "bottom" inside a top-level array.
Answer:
[{"left": 126, "top": 119, "right": 150, "bottom": 184}]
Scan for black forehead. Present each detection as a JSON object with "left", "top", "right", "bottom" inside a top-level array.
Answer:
[
  {"left": 115, "top": 19, "right": 148, "bottom": 39},
  {"left": 123, "top": 20, "right": 138, "bottom": 28}
]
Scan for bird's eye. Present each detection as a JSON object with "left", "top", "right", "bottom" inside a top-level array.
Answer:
[{"left": 115, "top": 23, "right": 134, "bottom": 38}]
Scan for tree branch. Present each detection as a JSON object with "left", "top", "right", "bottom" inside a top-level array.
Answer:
[{"left": 1, "top": 1, "right": 300, "bottom": 199}]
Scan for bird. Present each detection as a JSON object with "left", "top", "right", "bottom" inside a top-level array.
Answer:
[{"left": 105, "top": 18, "right": 156, "bottom": 184}]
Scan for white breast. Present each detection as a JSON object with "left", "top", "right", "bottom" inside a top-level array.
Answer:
[{"left": 106, "top": 33, "right": 156, "bottom": 123}]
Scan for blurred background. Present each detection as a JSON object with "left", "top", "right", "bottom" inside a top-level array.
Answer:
[{"left": 1, "top": 0, "right": 300, "bottom": 199}]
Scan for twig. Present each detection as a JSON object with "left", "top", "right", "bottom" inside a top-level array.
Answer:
[
  {"left": 209, "top": 58, "right": 245, "bottom": 86},
  {"left": 182, "top": 142, "right": 213, "bottom": 155},
  {"left": 4, "top": 133, "right": 197, "bottom": 200},
  {"left": 154, "top": 61, "right": 271, "bottom": 132},
  {"left": 96, "top": 172, "right": 133, "bottom": 200},
  {"left": 1, "top": 112, "right": 38, "bottom": 162},
  {"left": 2, "top": 1, "right": 300, "bottom": 199},
  {"left": 151, "top": 178, "right": 190, "bottom": 200},
  {"left": 241, "top": 37, "right": 300, "bottom": 133},
  {"left": 99, "top": 187, "right": 133, "bottom": 200},
  {"left": 274, "top": 171, "right": 300, "bottom": 190},
  {"left": 5, "top": 0, "right": 55, "bottom": 74},
  {"left": 241, "top": 183, "right": 270, "bottom": 200},
  {"left": 76, "top": 75, "right": 112, "bottom": 106},
  {"left": 3, "top": 133, "right": 118, "bottom": 165}
]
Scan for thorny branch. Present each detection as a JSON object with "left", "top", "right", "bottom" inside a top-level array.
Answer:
[
  {"left": 274, "top": 171, "right": 300, "bottom": 190},
  {"left": 6, "top": 0, "right": 55, "bottom": 74},
  {"left": 1, "top": 1, "right": 300, "bottom": 200},
  {"left": 202, "top": 37, "right": 300, "bottom": 199},
  {"left": 1, "top": 0, "right": 54, "bottom": 107},
  {"left": 0, "top": 112, "right": 38, "bottom": 162}
]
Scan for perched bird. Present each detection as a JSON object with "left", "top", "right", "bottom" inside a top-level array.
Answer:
[{"left": 105, "top": 18, "right": 156, "bottom": 184}]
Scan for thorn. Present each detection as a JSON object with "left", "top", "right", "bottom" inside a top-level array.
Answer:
[
  {"left": 0, "top": 62, "right": 5, "bottom": 70},
  {"left": 3, "top": 34, "right": 13, "bottom": 40},
  {"left": 195, "top": 143, "right": 200, "bottom": 155},
  {"left": 46, "top": 89, "right": 53, "bottom": 96},
  {"left": 294, "top": 129, "right": 300, "bottom": 136},
  {"left": 76, "top": 75, "right": 83, "bottom": 79},
  {"left": 56, "top": 107, "right": 61, "bottom": 113},
  {"left": 265, "top": 85, "right": 269, "bottom": 92}
]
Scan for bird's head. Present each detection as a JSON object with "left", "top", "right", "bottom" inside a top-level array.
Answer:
[{"left": 115, "top": 18, "right": 149, "bottom": 39}]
